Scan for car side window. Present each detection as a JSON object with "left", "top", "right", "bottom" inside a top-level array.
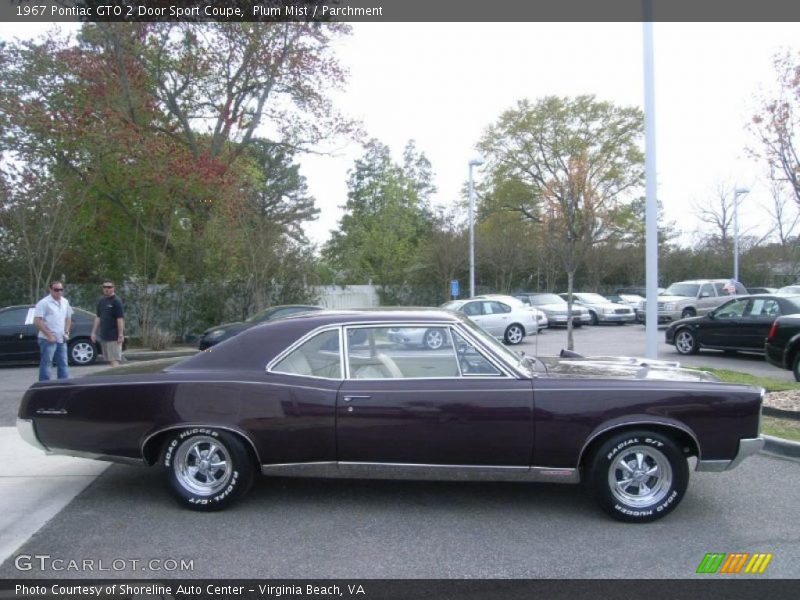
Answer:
[
  {"left": 272, "top": 329, "right": 341, "bottom": 378},
  {"left": 749, "top": 299, "right": 780, "bottom": 318},
  {"left": 0, "top": 307, "right": 29, "bottom": 327},
  {"left": 345, "top": 326, "right": 460, "bottom": 379},
  {"left": 714, "top": 299, "right": 748, "bottom": 318},
  {"left": 493, "top": 302, "right": 511, "bottom": 314},
  {"left": 699, "top": 284, "right": 715, "bottom": 298},
  {"left": 462, "top": 302, "right": 482, "bottom": 316}
]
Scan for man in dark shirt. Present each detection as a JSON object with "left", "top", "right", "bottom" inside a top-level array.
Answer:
[{"left": 90, "top": 280, "right": 125, "bottom": 367}]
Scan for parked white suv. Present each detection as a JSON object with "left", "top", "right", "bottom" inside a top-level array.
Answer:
[{"left": 651, "top": 279, "right": 748, "bottom": 323}]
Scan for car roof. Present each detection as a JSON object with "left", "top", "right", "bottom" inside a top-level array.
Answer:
[
  {"left": 0, "top": 304, "right": 94, "bottom": 316},
  {"left": 175, "top": 308, "right": 468, "bottom": 372}
]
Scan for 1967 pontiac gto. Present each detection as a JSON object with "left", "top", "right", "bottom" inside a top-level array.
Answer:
[{"left": 17, "top": 309, "right": 765, "bottom": 522}]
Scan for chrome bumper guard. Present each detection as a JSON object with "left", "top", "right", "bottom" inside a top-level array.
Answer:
[
  {"left": 16, "top": 418, "right": 48, "bottom": 452},
  {"left": 696, "top": 437, "right": 764, "bottom": 472}
]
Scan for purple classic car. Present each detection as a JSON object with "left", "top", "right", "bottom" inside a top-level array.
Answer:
[{"left": 17, "top": 309, "right": 765, "bottom": 522}]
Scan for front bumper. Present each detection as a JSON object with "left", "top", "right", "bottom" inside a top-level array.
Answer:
[{"left": 696, "top": 437, "right": 765, "bottom": 472}]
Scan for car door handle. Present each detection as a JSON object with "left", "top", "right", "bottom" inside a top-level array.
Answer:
[{"left": 343, "top": 395, "right": 371, "bottom": 403}]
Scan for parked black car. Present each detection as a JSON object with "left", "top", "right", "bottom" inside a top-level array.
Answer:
[
  {"left": 765, "top": 312, "right": 800, "bottom": 380},
  {"left": 198, "top": 304, "right": 322, "bottom": 349},
  {"left": 0, "top": 305, "right": 101, "bottom": 365},
  {"left": 665, "top": 294, "right": 800, "bottom": 356}
]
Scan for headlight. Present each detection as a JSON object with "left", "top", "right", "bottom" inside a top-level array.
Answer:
[
  {"left": 603, "top": 308, "right": 615, "bottom": 314},
  {"left": 663, "top": 302, "right": 676, "bottom": 311},
  {"left": 206, "top": 329, "right": 227, "bottom": 340}
]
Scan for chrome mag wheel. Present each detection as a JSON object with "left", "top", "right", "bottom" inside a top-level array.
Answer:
[
  {"left": 607, "top": 445, "right": 673, "bottom": 509},
  {"left": 174, "top": 436, "right": 233, "bottom": 496}
]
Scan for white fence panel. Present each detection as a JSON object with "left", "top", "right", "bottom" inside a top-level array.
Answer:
[{"left": 314, "top": 285, "right": 380, "bottom": 309}]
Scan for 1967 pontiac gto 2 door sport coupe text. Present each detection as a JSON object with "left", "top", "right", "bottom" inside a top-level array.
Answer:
[{"left": 17, "top": 309, "right": 765, "bottom": 522}]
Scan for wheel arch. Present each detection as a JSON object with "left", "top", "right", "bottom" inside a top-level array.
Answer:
[
  {"left": 577, "top": 420, "right": 700, "bottom": 471},
  {"left": 141, "top": 424, "right": 261, "bottom": 467}
]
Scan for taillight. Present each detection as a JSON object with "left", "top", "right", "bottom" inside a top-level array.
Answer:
[{"left": 767, "top": 320, "right": 779, "bottom": 340}]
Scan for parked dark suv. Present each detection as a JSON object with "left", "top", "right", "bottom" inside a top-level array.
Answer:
[{"left": 0, "top": 305, "right": 101, "bottom": 365}]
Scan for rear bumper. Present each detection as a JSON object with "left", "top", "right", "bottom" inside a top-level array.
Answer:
[
  {"left": 16, "top": 418, "right": 47, "bottom": 452},
  {"left": 764, "top": 342, "right": 788, "bottom": 370},
  {"left": 696, "top": 437, "right": 765, "bottom": 472},
  {"left": 598, "top": 313, "right": 636, "bottom": 323}
]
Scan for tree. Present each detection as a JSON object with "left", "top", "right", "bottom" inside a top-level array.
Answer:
[
  {"left": 751, "top": 51, "right": 800, "bottom": 205},
  {"left": 323, "top": 140, "right": 435, "bottom": 302},
  {"left": 417, "top": 208, "right": 468, "bottom": 303},
  {"left": 478, "top": 95, "right": 644, "bottom": 349}
]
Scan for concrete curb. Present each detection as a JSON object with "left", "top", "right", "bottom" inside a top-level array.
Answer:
[{"left": 762, "top": 434, "right": 800, "bottom": 460}]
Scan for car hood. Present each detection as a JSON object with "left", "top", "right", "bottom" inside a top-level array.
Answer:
[
  {"left": 657, "top": 295, "right": 691, "bottom": 303},
  {"left": 538, "top": 355, "right": 720, "bottom": 382}
]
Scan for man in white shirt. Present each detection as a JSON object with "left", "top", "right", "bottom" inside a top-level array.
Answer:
[{"left": 33, "top": 281, "right": 73, "bottom": 381}]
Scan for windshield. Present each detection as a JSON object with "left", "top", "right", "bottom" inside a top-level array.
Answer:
[
  {"left": 664, "top": 283, "right": 700, "bottom": 297},
  {"left": 458, "top": 316, "right": 532, "bottom": 377},
  {"left": 531, "top": 294, "right": 564, "bottom": 305},
  {"left": 575, "top": 293, "right": 609, "bottom": 304}
]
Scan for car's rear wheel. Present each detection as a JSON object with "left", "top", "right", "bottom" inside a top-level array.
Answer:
[
  {"left": 674, "top": 328, "right": 699, "bottom": 355},
  {"left": 589, "top": 311, "right": 599, "bottom": 325},
  {"left": 163, "top": 428, "right": 254, "bottom": 511},
  {"left": 423, "top": 328, "right": 445, "bottom": 350},
  {"left": 588, "top": 430, "right": 688, "bottom": 523},
  {"left": 68, "top": 339, "right": 96, "bottom": 365},
  {"left": 504, "top": 324, "right": 525, "bottom": 345}
]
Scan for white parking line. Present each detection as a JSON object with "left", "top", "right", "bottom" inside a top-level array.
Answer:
[{"left": 0, "top": 427, "right": 108, "bottom": 566}]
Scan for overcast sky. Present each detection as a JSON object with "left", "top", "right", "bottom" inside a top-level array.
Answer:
[
  {"left": 1, "top": 21, "right": 797, "bottom": 250},
  {"left": 301, "top": 22, "right": 799, "bottom": 248}
]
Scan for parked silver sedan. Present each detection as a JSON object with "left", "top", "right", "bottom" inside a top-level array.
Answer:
[
  {"left": 441, "top": 295, "right": 544, "bottom": 344},
  {"left": 515, "top": 292, "right": 591, "bottom": 327},
  {"left": 559, "top": 292, "right": 636, "bottom": 325}
]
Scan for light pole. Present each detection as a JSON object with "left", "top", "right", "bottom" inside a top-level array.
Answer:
[
  {"left": 732, "top": 187, "right": 749, "bottom": 283},
  {"left": 468, "top": 156, "right": 484, "bottom": 298}
]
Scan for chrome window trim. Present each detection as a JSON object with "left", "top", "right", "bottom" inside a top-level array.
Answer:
[
  {"left": 266, "top": 325, "right": 344, "bottom": 380},
  {"left": 341, "top": 322, "right": 516, "bottom": 380}
]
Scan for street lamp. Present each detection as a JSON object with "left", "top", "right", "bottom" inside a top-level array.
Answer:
[
  {"left": 468, "top": 156, "right": 485, "bottom": 298},
  {"left": 733, "top": 187, "right": 749, "bottom": 283}
]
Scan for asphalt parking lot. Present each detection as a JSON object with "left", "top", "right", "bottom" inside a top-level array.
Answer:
[{"left": 0, "top": 325, "right": 798, "bottom": 579}]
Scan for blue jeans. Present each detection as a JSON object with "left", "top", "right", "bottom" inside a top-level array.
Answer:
[{"left": 38, "top": 339, "right": 69, "bottom": 381}]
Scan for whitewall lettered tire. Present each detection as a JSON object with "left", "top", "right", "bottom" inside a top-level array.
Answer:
[
  {"left": 588, "top": 430, "right": 689, "bottom": 523},
  {"left": 163, "top": 428, "right": 254, "bottom": 511}
]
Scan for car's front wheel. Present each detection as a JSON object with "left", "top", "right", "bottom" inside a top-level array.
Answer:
[
  {"left": 674, "top": 328, "right": 699, "bottom": 355},
  {"left": 588, "top": 430, "right": 689, "bottom": 523},
  {"left": 681, "top": 307, "right": 696, "bottom": 319},
  {"left": 504, "top": 324, "right": 525, "bottom": 345},
  {"left": 589, "top": 311, "right": 599, "bottom": 325},
  {"left": 68, "top": 339, "right": 97, "bottom": 365},
  {"left": 163, "top": 428, "right": 254, "bottom": 511}
]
